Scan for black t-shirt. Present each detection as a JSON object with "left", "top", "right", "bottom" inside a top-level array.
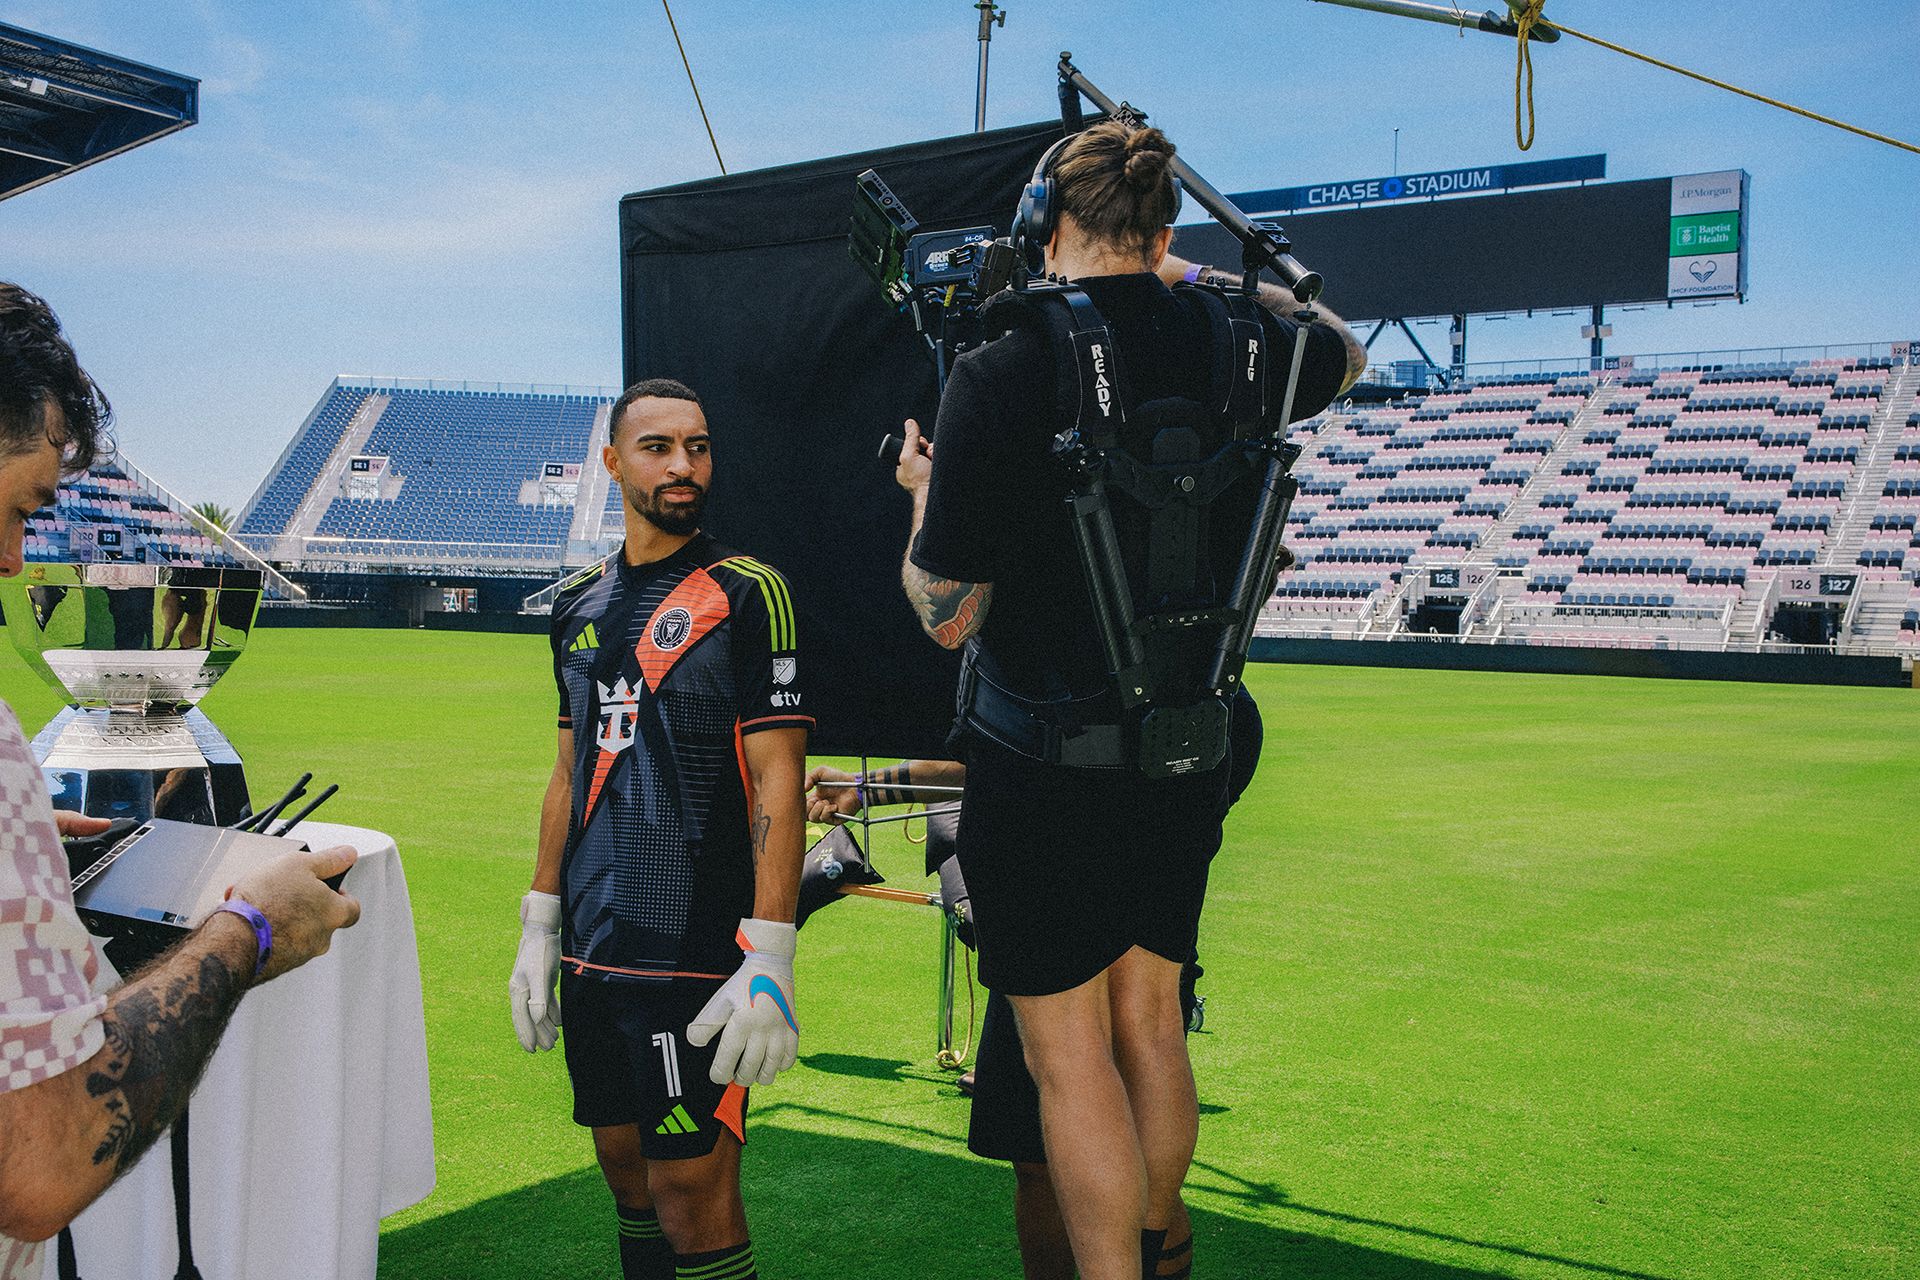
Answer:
[{"left": 912, "top": 272, "right": 1348, "bottom": 700}]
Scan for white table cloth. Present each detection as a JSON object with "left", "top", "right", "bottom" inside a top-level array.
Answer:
[{"left": 44, "top": 821, "right": 434, "bottom": 1280}]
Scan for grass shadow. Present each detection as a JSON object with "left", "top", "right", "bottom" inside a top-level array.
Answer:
[
  {"left": 381, "top": 1122, "right": 1580, "bottom": 1280},
  {"left": 796, "top": 1052, "right": 916, "bottom": 1081}
]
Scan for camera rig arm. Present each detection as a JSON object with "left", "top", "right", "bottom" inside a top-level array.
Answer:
[{"left": 1055, "top": 53, "right": 1323, "bottom": 303}]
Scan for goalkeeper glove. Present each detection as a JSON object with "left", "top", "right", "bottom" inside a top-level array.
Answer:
[
  {"left": 509, "top": 890, "right": 562, "bottom": 1052},
  {"left": 686, "top": 918, "right": 798, "bottom": 1086}
]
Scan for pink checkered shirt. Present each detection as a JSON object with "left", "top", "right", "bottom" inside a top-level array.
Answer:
[{"left": 0, "top": 700, "right": 106, "bottom": 1277}]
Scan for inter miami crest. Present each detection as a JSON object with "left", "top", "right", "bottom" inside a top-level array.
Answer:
[{"left": 651, "top": 606, "right": 694, "bottom": 651}]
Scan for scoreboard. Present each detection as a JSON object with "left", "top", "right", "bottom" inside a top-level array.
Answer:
[{"left": 1172, "top": 169, "right": 1749, "bottom": 321}]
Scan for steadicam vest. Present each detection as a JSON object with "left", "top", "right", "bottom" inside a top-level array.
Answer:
[{"left": 957, "top": 281, "right": 1303, "bottom": 778}]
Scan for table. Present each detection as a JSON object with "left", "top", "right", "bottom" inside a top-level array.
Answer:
[{"left": 44, "top": 822, "right": 435, "bottom": 1280}]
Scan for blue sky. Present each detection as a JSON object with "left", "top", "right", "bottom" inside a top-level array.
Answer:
[{"left": 4, "top": 0, "right": 1917, "bottom": 512}]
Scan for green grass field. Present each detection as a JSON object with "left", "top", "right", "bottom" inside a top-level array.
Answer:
[{"left": 3, "top": 630, "right": 1914, "bottom": 1279}]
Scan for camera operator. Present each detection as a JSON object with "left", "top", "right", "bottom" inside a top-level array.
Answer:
[
  {"left": 896, "top": 122, "right": 1363, "bottom": 1280},
  {"left": 0, "top": 282, "right": 361, "bottom": 1272}
]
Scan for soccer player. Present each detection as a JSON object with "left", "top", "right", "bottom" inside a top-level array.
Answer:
[{"left": 510, "top": 379, "right": 811, "bottom": 1280}]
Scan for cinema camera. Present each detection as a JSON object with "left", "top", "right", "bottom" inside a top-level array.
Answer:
[{"left": 853, "top": 53, "right": 1321, "bottom": 411}]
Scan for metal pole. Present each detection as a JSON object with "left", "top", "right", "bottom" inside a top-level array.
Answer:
[
  {"left": 1392, "top": 127, "right": 1400, "bottom": 175},
  {"left": 974, "top": 2, "right": 1005, "bottom": 132},
  {"left": 939, "top": 909, "right": 958, "bottom": 1057},
  {"left": 1590, "top": 303, "right": 1605, "bottom": 370},
  {"left": 1307, "top": 0, "right": 1559, "bottom": 41},
  {"left": 1058, "top": 56, "right": 1323, "bottom": 301}
]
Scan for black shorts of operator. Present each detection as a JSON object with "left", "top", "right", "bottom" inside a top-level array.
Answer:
[
  {"left": 957, "top": 734, "right": 1230, "bottom": 997},
  {"left": 561, "top": 971, "right": 748, "bottom": 1158}
]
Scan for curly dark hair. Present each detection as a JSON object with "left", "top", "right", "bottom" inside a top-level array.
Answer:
[{"left": 0, "top": 282, "right": 112, "bottom": 475}]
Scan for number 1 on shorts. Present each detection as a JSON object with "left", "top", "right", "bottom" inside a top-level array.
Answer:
[{"left": 651, "top": 1031, "right": 683, "bottom": 1098}]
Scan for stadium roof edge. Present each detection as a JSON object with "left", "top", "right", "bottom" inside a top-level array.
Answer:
[
  {"left": 335, "top": 374, "right": 620, "bottom": 398},
  {"left": 0, "top": 20, "right": 197, "bottom": 201}
]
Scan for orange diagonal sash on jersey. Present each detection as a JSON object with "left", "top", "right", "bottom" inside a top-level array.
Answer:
[
  {"left": 635, "top": 566, "right": 731, "bottom": 691},
  {"left": 579, "top": 567, "right": 731, "bottom": 828}
]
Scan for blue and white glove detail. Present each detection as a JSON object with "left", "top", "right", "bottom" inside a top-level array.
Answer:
[{"left": 686, "top": 918, "right": 798, "bottom": 1086}]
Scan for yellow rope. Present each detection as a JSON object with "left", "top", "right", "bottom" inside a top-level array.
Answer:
[
  {"left": 1510, "top": 3, "right": 1920, "bottom": 157},
  {"left": 934, "top": 946, "right": 978, "bottom": 1071},
  {"left": 1511, "top": 0, "right": 1543, "bottom": 151}
]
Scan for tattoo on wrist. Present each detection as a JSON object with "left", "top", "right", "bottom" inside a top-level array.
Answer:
[
  {"left": 86, "top": 948, "right": 246, "bottom": 1173},
  {"left": 864, "top": 763, "right": 913, "bottom": 807},
  {"left": 903, "top": 564, "right": 991, "bottom": 649}
]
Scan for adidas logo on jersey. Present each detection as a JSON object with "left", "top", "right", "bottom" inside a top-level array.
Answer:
[{"left": 569, "top": 622, "right": 598, "bottom": 653}]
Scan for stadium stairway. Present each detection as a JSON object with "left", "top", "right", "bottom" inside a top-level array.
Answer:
[
  {"left": 282, "top": 392, "right": 390, "bottom": 553},
  {"left": 1828, "top": 359, "right": 1920, "bottom": 566},
  {"left": 564, "top": 402, "right": 615, "bottom": 549},
  {"left": 1847, "top": 595, "right": 1912, "bottom": 649},
  {"left": 1470, "top": 374, "right": 1623, "bottom": 563}
]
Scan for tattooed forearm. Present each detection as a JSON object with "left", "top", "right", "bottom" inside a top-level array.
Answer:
[
  {"left": 85, "top": 944, "right": 248, "bottom": 1173},
  {"left": 863, "top": 763, "right": 912, "bottom": 807},
  {"left": 902, "top": 561, "right": 992, "bottom": 650},
  {"left": 1340, "top": 329, "right": 1369, "bottom": 392},
  {"left": 749, "top": 797, "right": 771, "bottom": 869}
]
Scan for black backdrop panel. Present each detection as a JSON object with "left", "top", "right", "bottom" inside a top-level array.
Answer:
[
  {"left": 619, "top": 121, "right": 1063, "bottom": 758},
  {"left": 1173, "top": 177, "right": 1673, "bottom": 320}
]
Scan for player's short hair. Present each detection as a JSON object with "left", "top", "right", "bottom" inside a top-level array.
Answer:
[
  {"left": 0, "top": 281, "right": 112, "bottom": 474},
  {"left": 610, "top": 378, "right": 702, "bottom": 444}
]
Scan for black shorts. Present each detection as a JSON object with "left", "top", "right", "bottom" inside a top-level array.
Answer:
[
  {"left": 560, "top": 972, "right": 747, "bottom": 1158},
  {"left": 967, "top": 971, "right": 1205, "bottom": 1166},
  {"left": 956, "top": 734, "right": 1228, "bottom": 996},
  {"left": 966, "top": 991, "right": 1044, "bottom": 1164}
]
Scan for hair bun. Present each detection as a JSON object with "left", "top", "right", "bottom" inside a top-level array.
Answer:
[{"left": 1122, "top": 127, "right": 1174, "bottom": 191}]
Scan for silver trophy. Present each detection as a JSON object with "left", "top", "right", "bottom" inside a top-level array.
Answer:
[{"left": 1, "top": 562, "right": 263, "bottom": 825}]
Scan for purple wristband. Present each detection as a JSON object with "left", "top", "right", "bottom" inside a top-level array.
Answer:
[
  {"left": 214, "top": 899, "right": 273, "bottom": 978},
  {"left": 1182, "top": 262, "right": 1205, "bottom": 283}
]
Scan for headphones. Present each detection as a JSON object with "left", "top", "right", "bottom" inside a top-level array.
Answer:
[{"left": 1012, "top": 129, "right": 1183, "bottom": 273}]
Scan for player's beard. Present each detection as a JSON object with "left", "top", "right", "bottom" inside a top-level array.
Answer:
[{"left": 626, "top": 478, "right": 706, "bottom": 536}]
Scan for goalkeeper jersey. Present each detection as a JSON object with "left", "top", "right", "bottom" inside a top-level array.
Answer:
[{"left": 550, "top": 534, "right": 811, "bottom": 982}]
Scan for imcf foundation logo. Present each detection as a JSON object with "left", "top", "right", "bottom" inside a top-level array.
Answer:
[{"left": 596, "top": 676, "right": 640, "bottom": 753}]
